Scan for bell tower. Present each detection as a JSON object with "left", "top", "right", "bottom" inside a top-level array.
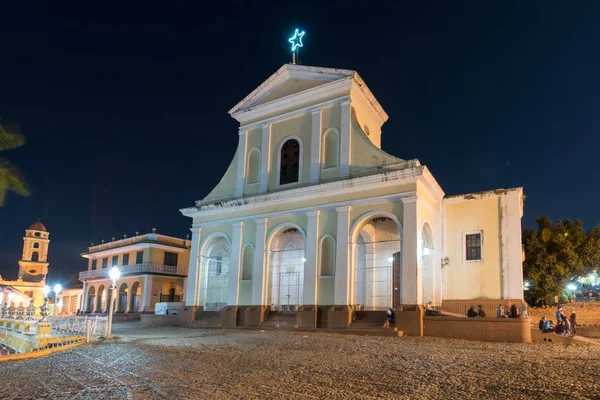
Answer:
[{"left": 17, "top": 221, "right": 50, "bottom": 282}]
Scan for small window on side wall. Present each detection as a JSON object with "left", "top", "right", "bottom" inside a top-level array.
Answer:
[{"left": 465, "top": 232, "right": 482, "bottom": 261}]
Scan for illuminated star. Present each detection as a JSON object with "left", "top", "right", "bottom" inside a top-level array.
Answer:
[{"left": 288, "top": 29, "right": 305, "bottom": 51}]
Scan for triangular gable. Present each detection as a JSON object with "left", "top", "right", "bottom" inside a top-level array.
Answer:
[{"left": 229, "top": 64, "right": 355, "bottom": 115}]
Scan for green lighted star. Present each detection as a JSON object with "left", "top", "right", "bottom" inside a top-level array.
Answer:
[{"left": 288, "top": 29, "right": 305, "bottom": 51}]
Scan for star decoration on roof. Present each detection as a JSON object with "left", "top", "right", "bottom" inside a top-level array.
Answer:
[{"left": 288, "top": 29, "right": 305, "bottom": 52}]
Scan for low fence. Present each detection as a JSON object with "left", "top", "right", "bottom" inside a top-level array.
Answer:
[
  {"left": 51, "top": 315, "right": 108, "bottom": 339},
  {"left": 0, "top": 315, "right": 108, "bottom": 357},
  {"left": 429, "top": 302, "right": 529, "bottom": 320}
]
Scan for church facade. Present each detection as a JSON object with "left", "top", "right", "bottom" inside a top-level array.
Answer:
[{"left": 180, "top": 64, "right": 524, "bottom": 327}]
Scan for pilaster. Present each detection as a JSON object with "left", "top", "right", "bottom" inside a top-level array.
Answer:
[
  {"left": 309, "top": 109, "right": 322, "bottom": 183},
  {"left": 260, "top": 124, "right": 271, "bottom": 192},
  {"left": 252, "top": 218, "right": 268, "bottom": 305},
  {"left": 401, "top": 196, "right": 419, "bottom": 305},
  {"left": 227, "top": 221, "right": 244, "bottom": 305},
  {"left": 334, "top": 205, "right": 351, "bottom": 305},
  {"left": 340, "top": 100, "right": 352, "bottom": 178},
  {"left": 236, "top": 128, "right": 248, "bottom": 196},
  {"left": 303, "top": 210, "right": 320, "bottom": 305},
  {"left": 142, "top": 275, "right": 153, "bottom": 312},
  {"left": 185, "top": 227, "right": 202, "bottom": 307}
]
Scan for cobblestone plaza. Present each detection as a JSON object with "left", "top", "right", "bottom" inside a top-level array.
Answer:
[{"left": 0, "top": 322, "right": 599, "bottom": 399}]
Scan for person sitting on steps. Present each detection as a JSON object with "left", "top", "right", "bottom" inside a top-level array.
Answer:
[{"left": 383, "top": 308, "right": 395, "bottom": 328}]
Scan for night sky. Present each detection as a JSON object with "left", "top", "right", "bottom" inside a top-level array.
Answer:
[{"left": 0, "top": 1, "right": 598, "bottom": 284}]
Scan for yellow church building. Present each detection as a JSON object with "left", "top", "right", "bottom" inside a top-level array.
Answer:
[
  {"left": 0, "top": 221, "right": 51, "bottom": 309},
  {"left": 180, "top": 63, "right": 525, "bottom": 336}
]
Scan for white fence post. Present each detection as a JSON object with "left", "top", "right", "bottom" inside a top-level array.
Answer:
[{"left": 86, "top": 320, "right": 92, "bottom": 343}]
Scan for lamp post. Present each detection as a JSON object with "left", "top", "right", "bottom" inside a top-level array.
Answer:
[
  {"left": 567, "top": 283, "right": 577, "bottom": 304},
  {"left": 106, "top": 266, "right": 121, "bottom": 338},
  {"left": 40, "top": 285, "right": 51, "bottom": 322},
  {"left": 52, "top": 283, "right": 62, "bottom": 320}
]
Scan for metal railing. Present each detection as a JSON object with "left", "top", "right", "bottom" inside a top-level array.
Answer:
[
  {"left": 51, "top": 315, "right": 108, "bottom": 338},
  {"left": 80, "top": 263, "right": 188, "bottom": 280}
]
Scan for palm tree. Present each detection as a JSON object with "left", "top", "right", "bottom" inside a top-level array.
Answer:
[{"left": 0, "top": 123, "right": 30, "bottom": 206}]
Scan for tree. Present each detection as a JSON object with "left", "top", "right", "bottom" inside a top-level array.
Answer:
[
  {"left": 523, "top": 216, "right": 600, "bottom": 304},
  {"left": 0, "top": 122, "right": 30, "bottom": 206},
  {"left": 64, "top": 272, "right": 83, "bottom": 289}
]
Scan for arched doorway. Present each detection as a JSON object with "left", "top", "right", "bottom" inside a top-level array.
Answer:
[
  {"left": 97, "top": 285, "right": 106, "bottom": 312},
  {"left": 130, "top": 282, "right": 141, "bottom": 312},
  {"left": 421, "top": 222, "right": 435, "bottom": 304},
  {"left": 87, "top": 286, "right": 96, "bottom": 312},
  {"left": 268, "top": 226, "right": 305, "bottom": 312},
  {"left": 161, "top": 283, "right": 182, "bottom": 302},
  {"left": 354, "top": 216, "right": 401, "bottom": 310},
  {"left": 201, "top": 235, "right": 230, "bottom": 311},
  {"left": 118, "top": 283, "right": 128, "bottom": 312}
]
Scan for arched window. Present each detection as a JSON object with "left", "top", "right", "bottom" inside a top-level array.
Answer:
[
  {"left": 279, "top": 139, "right": 300, "bottom": 185},
  {"left": 322, "top": 128, "right": 340, "bottom": 169},
  {"left": 320, "top": 236, "right": 336, "bottom": 277},
  {"left": 246, "top": 148, "right": 260, "bottom": 185},
  {"left": 241, "top": 244, "right": 254, "bottom": 280},
  {"left": 31, "top": 251, "right": 39, "bottom": 262},
  {"left": 33, "top": 242, "right": 40, "bottom": 249}
]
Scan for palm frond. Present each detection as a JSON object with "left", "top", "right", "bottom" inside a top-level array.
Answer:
[
  {"left": 0, "top": 124, "right": 26, "bottom": 151},
  {"left": 0, "top": 159, "right": 30, "bottom": 206}
]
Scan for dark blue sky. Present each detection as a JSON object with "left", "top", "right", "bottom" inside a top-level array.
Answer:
[{"left": 0, "top": 1, "right": 598, "bottom": 284}]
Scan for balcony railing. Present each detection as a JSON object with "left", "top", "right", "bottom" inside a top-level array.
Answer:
[{"left": 79, "top": 263, "right": 188, "bottom": 280}]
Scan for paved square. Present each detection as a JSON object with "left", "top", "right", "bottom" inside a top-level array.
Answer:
[{"left": 0, "top": 322, "right": 598, "bottom": 399}]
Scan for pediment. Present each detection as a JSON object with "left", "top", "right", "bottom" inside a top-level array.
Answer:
[{"left": 229, "top": 64, "right": 355, "bottom": 116}]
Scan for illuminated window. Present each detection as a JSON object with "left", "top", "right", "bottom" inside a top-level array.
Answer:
[{"left": 279, "top": 139, "right": 300, "bottom": 185}]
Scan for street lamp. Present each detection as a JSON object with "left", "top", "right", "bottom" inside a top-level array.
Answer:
[
  {"left": 106, "top": 266, "right": 121, "bottom": 338},
  {"left": 567, "top": 283, "right": 577, "bottom": 303},
  {"left": 52, "top": 283, "right": 62, "bottom": 320}
]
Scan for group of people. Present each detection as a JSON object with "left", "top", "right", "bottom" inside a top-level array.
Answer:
[
  {"left": 538, "top": 306, "right": 577, "bottom": 336},
  {"left": 494, "top": 300, "right": 529, "bottom": 318}
]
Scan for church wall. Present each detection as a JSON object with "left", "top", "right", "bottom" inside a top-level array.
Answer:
[
  {"left": 350, "top": 200, "right": 405, "bottom": 231},
  {"left": 444, "top": 197, "right": 502, "bottom": 300},
  {"left": 349, "top": 111, "right": 403, "bottom": 175},
  {"left": 266, "top": 214, "right": 308, "bottom": 240},
  {"left": 320, "top": 104, "right": 342, "bottom": 181},
  {"left": 201, "top": 150, "right": 239, "bottom": 203}
]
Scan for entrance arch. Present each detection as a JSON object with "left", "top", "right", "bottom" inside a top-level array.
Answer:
[
  {"left": 130, "top": 282, "right": 141, "bottom": 312},
  {"left": 87, "top": 286, "right": 96, "bottom": 312},
  {"left": 97, "top": 285, "right": 106, "bottom": 312},
  {"left": 267, "top": 224, "right": 306, "bottom": 312},
  {"left": 200, "top": 234, "right": 231, "bottom": 311},
  {"left": 118, "top": 283, "right": 128, "bottom": 312},
  {"left": 421, "top": 222, "right": 435, "bottom": 304},
  {"left": 352, "top": 215, "right": 402, "bottom": 310}
]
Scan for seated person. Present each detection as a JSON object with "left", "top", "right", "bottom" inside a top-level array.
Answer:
[
  {"left": 555, "top": 320, "right": 565, "bottom": 335},
  {"left": 425, "top": 301, "right": 439, "bottom": 316},
  {"left": 543, "top": 319, "right": 554, "bottom": 333},
  {"left": 496, "top": 304, "right": 506, "bottom": 318},
  {"left": 477, "top": 305, "right": 486, "bottom": 318},
  {"left": 539, "top": 316, "right": 547, "bottom": 331},
  {"left": 467, "top": 305, "right": 477, "bottom": 318}
]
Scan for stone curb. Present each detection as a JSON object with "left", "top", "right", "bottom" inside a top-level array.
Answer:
[{"left": 0, "top": 341, "right": 84, "bottom": 363}]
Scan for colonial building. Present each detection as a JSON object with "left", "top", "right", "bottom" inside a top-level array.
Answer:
[
  {"left": 180, "top": 63, "right": 525, "bottom": 329},
  {"left": 79, "top": 231, "right": 191, "bottom": 314},
  {"left": 0, "top": 221, "right": 52, "bottom": 309}
]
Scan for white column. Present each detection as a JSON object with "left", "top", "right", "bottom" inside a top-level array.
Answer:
[
  {"left": 142, "top": 274, "right": 153, "bottom": 312},
  {"left": 227, "top": 221, "right": 244, "bottom": 305},
  {"left": 252, "top": 218, "right": 268, "bottom": 305},
  {"left": 81, "top": 281, "right": 88, "bottom": 312},
  {"left": 339, "top": 99, "right": 352, "bottom": 178},
  {"left": 303, "top": 210, "right": 320, "bottom": 305},
  {"left": 185, "top": 227, "right": 202, "bottom": 307},
  {"left": 401, "top": 197, "right": 419, "bottom": 305},
  {"left": 235, "top": 128, "right": 248, "bottom": 196},
  {"left": 334, "top": 205, "right": 351, "bottom": 305},
  {"left": 309, "top": 108, "right": 322, "bottom": 183},
  {"left": 259, "top": 124, "right": 271, "bottom": 192}
]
